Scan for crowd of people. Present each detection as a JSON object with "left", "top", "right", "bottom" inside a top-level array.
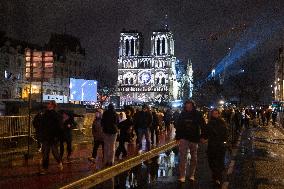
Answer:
[
  {"left": 32, "top": 99, "right": 278, "bottom": 187},
  {"left": 88, "top": 103, "right": 178, "bottom": 167}
]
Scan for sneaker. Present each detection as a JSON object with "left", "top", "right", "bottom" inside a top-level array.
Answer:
[
  {"left": 66, "top": 159, "right": 72, "bottom": 164},
  {"left": 57, "top": 162, "right": 63, "bottom": 171},
  {"left": 215, "top": 180, "right": 221, "bottom": 186},
  {"left": 178, "top": 177, "right": 186, "bottom": 183},
  {"left": 189, "top": 176, "right": 195, "bottom": 182},
  {"left": 88, "top": 157, "right": 96, "bottom": 163},
  {"left": 39, "top": 168, "right": 47, "bottom": 175}
]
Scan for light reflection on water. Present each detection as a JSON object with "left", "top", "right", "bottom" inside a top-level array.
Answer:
[{"left": 92, "top": 149, "right": 178, "bottom": 189}]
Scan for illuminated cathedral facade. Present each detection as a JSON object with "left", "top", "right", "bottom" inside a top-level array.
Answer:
[{"left": 117, "top": 28, "right": 193, "bottom": 105}]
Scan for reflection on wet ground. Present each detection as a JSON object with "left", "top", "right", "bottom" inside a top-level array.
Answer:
[
  {"left": 92, "top": 143, "right": 220, "bottom": 189},
  {"left": 92, "top": 149, "right": 178, "bottom": 189}
]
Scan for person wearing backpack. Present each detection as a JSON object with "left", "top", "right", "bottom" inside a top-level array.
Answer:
[
  {"left": 88, "top": 109, "right": 104, "bottom": 164},
  {"left": 176, "top": 100, "right": 205, "bottom": 183},
  {"left": 203, "top": 109, "right": 228, "bottom": 187}
]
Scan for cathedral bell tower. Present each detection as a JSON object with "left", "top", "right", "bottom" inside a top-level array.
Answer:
[
  {"left": 119, "top": 30, "right": 142, "bottom": 57},
  {"left": 151, "top": 15, "right": 174, "bottom": 56},
  {"left": 151, "top": 31, "right": 174, "bottom": 56}
]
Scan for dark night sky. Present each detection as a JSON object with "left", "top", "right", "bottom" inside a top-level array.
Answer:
[{"left": 1, "top": 0, "right": 284, "bottom": 87}]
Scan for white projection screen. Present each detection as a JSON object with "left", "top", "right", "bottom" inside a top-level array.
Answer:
[{"left": 69, "top": 78, "right": 97, "bottom": 102}]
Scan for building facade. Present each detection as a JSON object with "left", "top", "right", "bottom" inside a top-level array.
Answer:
[
  {"left": 274, "top": 45, "right": 284, "bottom": 101},
  {"left": 117, "top": 29, "right": 192, "bottom": 105},
  {"left": 0, "top": 32, "right": 86, "bottom": 103},
  {"left": 0, "top": 36, "right": 38, "bottom": 100}
]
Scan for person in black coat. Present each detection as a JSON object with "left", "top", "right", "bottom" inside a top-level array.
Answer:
[
  {"left": 32, "top": 109, "right": 44, "bottom": 151},
  {"left": 102, "top": 103, "right": 119, "bottom": 166},
  {"left": 164, "top": 108, "right": 173, "bottom": 134},
  {"left": 115, "top": 110, "right": 134, "bottom": 158},
  {"left": 150, "top": 108, "right": 160, "bottom": 146},
  {"left": 203, "top": 108, "right": 228, "bottom": 186},
  {"left": 40, "top": 100, "right": 63, "bottom": 174},
  {"left": 59, "top": 111, "right": 76, "bottom": 162},
  {"left": 176, "top": 100, "right": 205, "bottom": 182},
  {"left": 135, "top": 104, "right": 152, "bottom": 152}
]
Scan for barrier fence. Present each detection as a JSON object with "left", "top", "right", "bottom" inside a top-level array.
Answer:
[
  {"left": 0, "top": 113, "right": 96, "bottom": 157},
  {"left": 0, "top": 116, "right": 35, "bottom": 139}
]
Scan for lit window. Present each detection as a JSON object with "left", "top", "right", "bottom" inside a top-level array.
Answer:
[{"left": 4, "top": 70, "right": 8, "bottom": 79}]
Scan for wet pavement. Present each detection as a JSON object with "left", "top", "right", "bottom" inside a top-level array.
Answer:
[
  {"left": 0, "top": 131, "right": 172, "bottom": 189},
  {"left": 93, "top": 143, "right": 218, "bottom": 189},
  {"left": 3, "top": 121, "right": 284, "bottom": 189},
  {"left": 230, "top": 122, "right": 284, "bottom": 189}
]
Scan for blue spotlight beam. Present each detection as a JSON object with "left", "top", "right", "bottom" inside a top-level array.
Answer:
[{"left": 206, "top": 14, "right": 284, "bottom": 81}]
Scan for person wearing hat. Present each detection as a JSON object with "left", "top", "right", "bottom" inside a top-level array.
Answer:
[{"left": 176, "top": 100, "right": 205, "bottom": 183}]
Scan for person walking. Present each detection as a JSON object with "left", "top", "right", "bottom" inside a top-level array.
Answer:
[
  {"left": 272, "top": 110, "right": 277, "bottom": 125},
  {"left": 203, "top": 109, "right": 228, "bottom": 187},
  {"left": 265, "top": 109, "right": 272, "bottom": 125},
  {"left": 176, "top": 100, "right": 205, "bottom": 183},
  {"left": 115, "top": 110, "right": 134, "bottom": 159},
  {"left": 40, "top": 100, "right": 63, "bottom": 175},
  {"left": 59, "top": 111, "right": 76, "bottom": 163},
  {"left": 150, "top": 108, "right": 160, "bottom": 146},
  {"left": 164, "top": 108, "right": 173, "bottom": 135},
  {"left": 135, "top": 104, "right": 152, "bottom": 152},
  {"left": 32, "top": 108, "right": 44, "bottom": 152},
  {"left": 173, "top": 109, "right": 180, "bottom": 128},
  {"left": 244, "top": 109, "right": 251, "bottom": 129},
  {"left": 88, "top": 109, "right": 104, "bottom": 164},
  {"left": 102, "top": 104, "right": 118, "bottom": 166}
]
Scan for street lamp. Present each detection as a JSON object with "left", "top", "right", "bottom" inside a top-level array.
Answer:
[{"left": 219, "top": 100, "right": 225, "bottom": 105}]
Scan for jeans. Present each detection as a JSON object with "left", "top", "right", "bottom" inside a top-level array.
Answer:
[
  {"left": 115, "top": 139, "right": 127, "bottom": 158},
  {"left": 60, "top": 135, "right": 72, "bottom": 158},
  {"left": 92, "top": 139, "right": 104, "bottom": 159},
  {"left": 150, "top": 127, "right": 159, "bottom": 145},
  {"left": 178, "top": 139, "right": 198, "bottom": 178},
  {"left": 138, "top": 128, "right": 151, "bottom": 151},
  {"left": 207, "top": 147, "right": 225, "bottom": 181},
  {"left": 103, "top": 133, "right": 117, "bottom": 165},
  {"left": 42, "top": 140, "right": 61, "bottom": 169}
]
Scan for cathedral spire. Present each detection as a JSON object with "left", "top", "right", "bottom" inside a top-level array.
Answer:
[
  {"left": 187, "top": 59, "right": 193, "bottom": 75},
  {"left": 163, "top": 14, "right": 169, "bottom": 31}
]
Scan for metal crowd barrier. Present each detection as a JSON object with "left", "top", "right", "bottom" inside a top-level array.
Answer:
[
  {"left": 0, "top": 116, "right": 35, "bottom": 139},
  {"left": 73, "top": 113, "right": 95, "bottom": 137},
  {"left": 0, "top": 113, "right": 96, "bottom": 158},
  {"left": 0, "top": 113, "right": 96, "bottom": 140}
]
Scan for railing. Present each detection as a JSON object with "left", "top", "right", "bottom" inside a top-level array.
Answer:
[
  {"left": 0, "top": 116, "right": 35, "bottom": 139},
  {"left": 60, "top": 140, "right": 178, "bottom": 189},
  {"left": 0, "top": 113, "right": 96, "bottom": 157}
]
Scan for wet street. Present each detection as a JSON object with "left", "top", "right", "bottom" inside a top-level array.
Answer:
[
  {"left": 230, "top": 123, "right": 284, "bottom": 189},
  {"left": 93, "top": 143, "right": 219, "bottom": 189},
  {"left": 2, "top": 122, "right": 284, "bottom": 189},
  {"left": 92, "top": 122, "right": 284, "bottom": 189}
]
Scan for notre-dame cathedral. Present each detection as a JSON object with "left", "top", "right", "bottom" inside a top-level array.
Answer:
[{"left": 116, "top": 27, "right": 193, "bottom": 105}]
